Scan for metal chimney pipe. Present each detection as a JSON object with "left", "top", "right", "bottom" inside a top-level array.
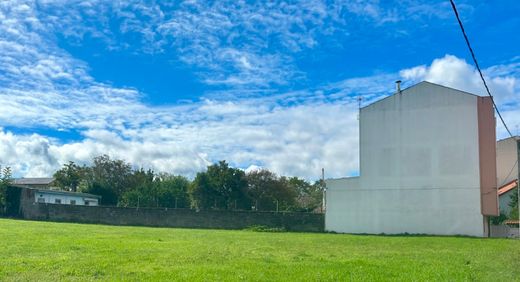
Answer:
[{"left": 395, "top": 80, "right": 402, "bottom": 94}]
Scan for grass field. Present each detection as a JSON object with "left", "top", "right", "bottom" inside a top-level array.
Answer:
[{"left": 0, "top": 219, "right": 519, "bottom": 281}]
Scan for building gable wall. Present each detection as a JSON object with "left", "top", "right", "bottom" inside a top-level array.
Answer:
[{"left": 326, "top": 82, "right": 489, "bottom": 236}]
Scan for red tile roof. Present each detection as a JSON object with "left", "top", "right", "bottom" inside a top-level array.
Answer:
[{"left": 498, "top": 179, "right": 518, "bottom": 196}]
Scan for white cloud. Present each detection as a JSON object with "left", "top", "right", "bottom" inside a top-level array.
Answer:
[
  {"left": 1, "top": 0, "right": 474, "bottom": 91},
  {"left": 400, "top": 54, "right": 520, "bottom": 138},
  {"left": 1, "top": 1, "right": 519, "bottom": 180},
  {"left": 0, "top": 130, "right": 59, "bottom": 177},
  {"left": 19, "top": 0, "right": 458, "bottom": 88},
  {"left": 1, "top": 53, "right": 519, "bottom": 179},
  {"left": 0, "top": 96, "right": 360, "bottom": 179}
]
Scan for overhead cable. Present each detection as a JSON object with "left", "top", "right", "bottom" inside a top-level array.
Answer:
[{"left": 449, "top": 0, "right": 514, "bottom": 137}]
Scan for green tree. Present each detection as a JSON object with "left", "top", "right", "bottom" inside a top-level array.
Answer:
[
  {"left": 0, "top": 166, "right": 12, "bottom": 215},
  {"left": 245, "top": 170, "right": 299, "bottom": 211},
  {"left": 273, "top": 176, "right": 298, "bottom": 211},
  {"left": 120, "top": 170, "right": 191, "bottom": 209},
  {"left": 189, "top": 161, "right": 248, "bottom": 210},
  {"left": 246, "top": 169, "right": 270, "bottom": 210},
  {"left": 120, "top": 185, "right": 157, "bottom": 208},
  {"left": 81, "top": 155, "right": 133, "bottom": 205},
  {"left": 157, "top": 174, "right": 190, "bottom": 208},
  {"left": 190, "top": 172, "right": 215, "bottom": 209},
  {"left": 246, "top": 169, "right": 282, "bottom": 211},
  {"left": 53, "top": 161, "right": 85, "bottom": 192},
  {"left": 86, "top": 182, "right": 118, "bottom": 206},
  {"left": 490, "top": 213, "right": 507, "bottom": 225},
  {"left": 120, "top": 168, "right": 157, "bottom": 208},
  {"left": 129, "top": 168, "right": 155, "bottom": 189},
  {"left": 288, "top": 177, "right": 323, "bottom": 212},
  {"left": 509, "top": 188, "right": 518, "bottom": 220}
]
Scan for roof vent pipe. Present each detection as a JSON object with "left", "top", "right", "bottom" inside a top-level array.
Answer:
[{"left": 395, "top": 80, "right": 402, "bottom": 94}]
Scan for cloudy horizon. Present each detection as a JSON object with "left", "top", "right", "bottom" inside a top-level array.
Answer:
[{"left": 0, "top": 0, "right": 519, "bottom": 179}]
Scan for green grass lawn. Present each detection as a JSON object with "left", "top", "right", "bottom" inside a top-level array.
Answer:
[{"left": 0, "top": 219, "right": 519, "bottom": 281}]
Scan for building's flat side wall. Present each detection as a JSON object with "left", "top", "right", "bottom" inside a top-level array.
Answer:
[
  {"left": 35, "top": 192, "right": 87, "bottom": 205},
  {"left": 360, "top": 83, "right": 481, "bottom": 189},
  {"left": 326, "top": 184, "right": 483, "bottom": 236},
  {"left": 477, "top": 97, "right": 498, "bottom": 216},
  {"left": 325, "top": 177, "right": 359, "bottom": 230},
  {"left": 84, "top": 198, "right": 99, "bottom": 206},
  {"left": 326, "top": 83, "right": 484, "bottom": 236},
  {"left": 326, "top": 177, "right": 360, "bottom": 190},
  {"left": 497, "top": 137, "right": 518, "bottom": 186}
]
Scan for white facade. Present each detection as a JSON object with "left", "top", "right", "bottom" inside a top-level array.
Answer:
[
  {"left": 499, "top": 188, "right": 516, "bottom": 216},
  {"left": 497, "top": 137, "right": 519, "bottom": 216},
  {"left": 326, "top": 82, "right": 497, "bottom": 237},
  {"left": 35, "top": 190, "right": 100, "bottom": 206},
  {"left": 497, "top": 136, "right": 518, "bottom": 187}
]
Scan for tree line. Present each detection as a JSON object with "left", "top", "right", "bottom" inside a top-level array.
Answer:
[
  {"left": 51, "top": 155, "right": 324, "bottom": 212},
  {"left": 0, "top": 166, "right": 12, "bottom": 214}
]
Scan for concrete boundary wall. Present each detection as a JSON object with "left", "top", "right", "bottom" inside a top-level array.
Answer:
[
  {"left": 325, "top": 186, "right": 484, "bottom": 236},
  {"left": 12, "top": 185, "right": 323, "bottom": 232},
  {"left": 19, "top": 202, "right": 324, "bottom": 232},
  {"left": 490, "top": 225, "right": 519, "bottom": 238}
]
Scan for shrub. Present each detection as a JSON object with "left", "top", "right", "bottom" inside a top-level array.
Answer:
[{"left": 244, "top": 225, "right": 286, "bottom": 232}]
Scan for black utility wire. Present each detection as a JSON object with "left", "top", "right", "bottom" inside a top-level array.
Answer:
[{"left": 449, "top": 0, "right": 514, "bottom": 137}]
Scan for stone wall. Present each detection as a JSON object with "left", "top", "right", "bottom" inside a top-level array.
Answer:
[
  {"left": 490, "top": 225, "right": 519, "bottom": 238},
  {"left": 18, "top": 189, "right": 323, "bottom": 232}
]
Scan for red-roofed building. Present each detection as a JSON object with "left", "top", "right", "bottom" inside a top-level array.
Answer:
[
  {"left": 498, "top": 179, "right": 518, "bottom": 217},
  {"left": 496, "top": 137, "right": 518, "bottom": 217}
]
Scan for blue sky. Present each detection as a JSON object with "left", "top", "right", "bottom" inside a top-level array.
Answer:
[{"left": 0, "top": 0, "right": 519, "bottom": 178}]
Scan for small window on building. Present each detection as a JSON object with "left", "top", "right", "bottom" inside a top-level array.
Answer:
[
  {"left": 55, "top": 199, "right": 62, "bottom": 204},
  {"left": 70, "top": 200, "right": 76, "bottom": 205},
  {"left": 37, "top": 197, "right": 45, "bottom": 203}
]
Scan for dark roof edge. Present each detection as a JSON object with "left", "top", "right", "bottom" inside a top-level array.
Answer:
[
  {"left": 35, "top": 189, "right": 102, "bottom": 199},
  {"left": 11, "top": 185, "right": 101, "bottom": 199},
  {"left": 498, "top": 179, "right": 518, "bottom": 196},
  {"left": 497, "top": 135, "right": 520, "bottom": 142},
  {"left": 361, "top": 81, "right": 486, "bottom": 110}
]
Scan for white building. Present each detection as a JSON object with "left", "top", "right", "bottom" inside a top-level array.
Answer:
[
  {"left": 34, "top": 189, "right": 100, "bottom": 206},
  {"left": 12, "top": 177, "right": 101, "bottom": 206},
  {"left": 496, "top": 136, "right": 519, "bottom": 217},
  {"left": 497, "top": 136, "right": 518, "bottom": 186},
  {"left": 326, "top": 81, "right": 499, "bottom": 237}
]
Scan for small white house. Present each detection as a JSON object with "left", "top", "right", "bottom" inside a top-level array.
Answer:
[
  {"left": 11, "top": 177, "right": 101, "bottom": 206},
  {"left": 34, "top": 189, "right": 100, "bottom": 206}
]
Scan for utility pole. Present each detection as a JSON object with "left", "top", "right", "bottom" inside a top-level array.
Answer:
[
  {"left": 321, "top": 168, "right": 326, "bottom": 213},
  {"left": 357, "top": 96, "right": 362, "bottom": 120}
]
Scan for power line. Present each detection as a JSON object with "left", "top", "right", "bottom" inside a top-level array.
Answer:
[{"left": 449, "top": 0, "right": 514, "bottom": 138}]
